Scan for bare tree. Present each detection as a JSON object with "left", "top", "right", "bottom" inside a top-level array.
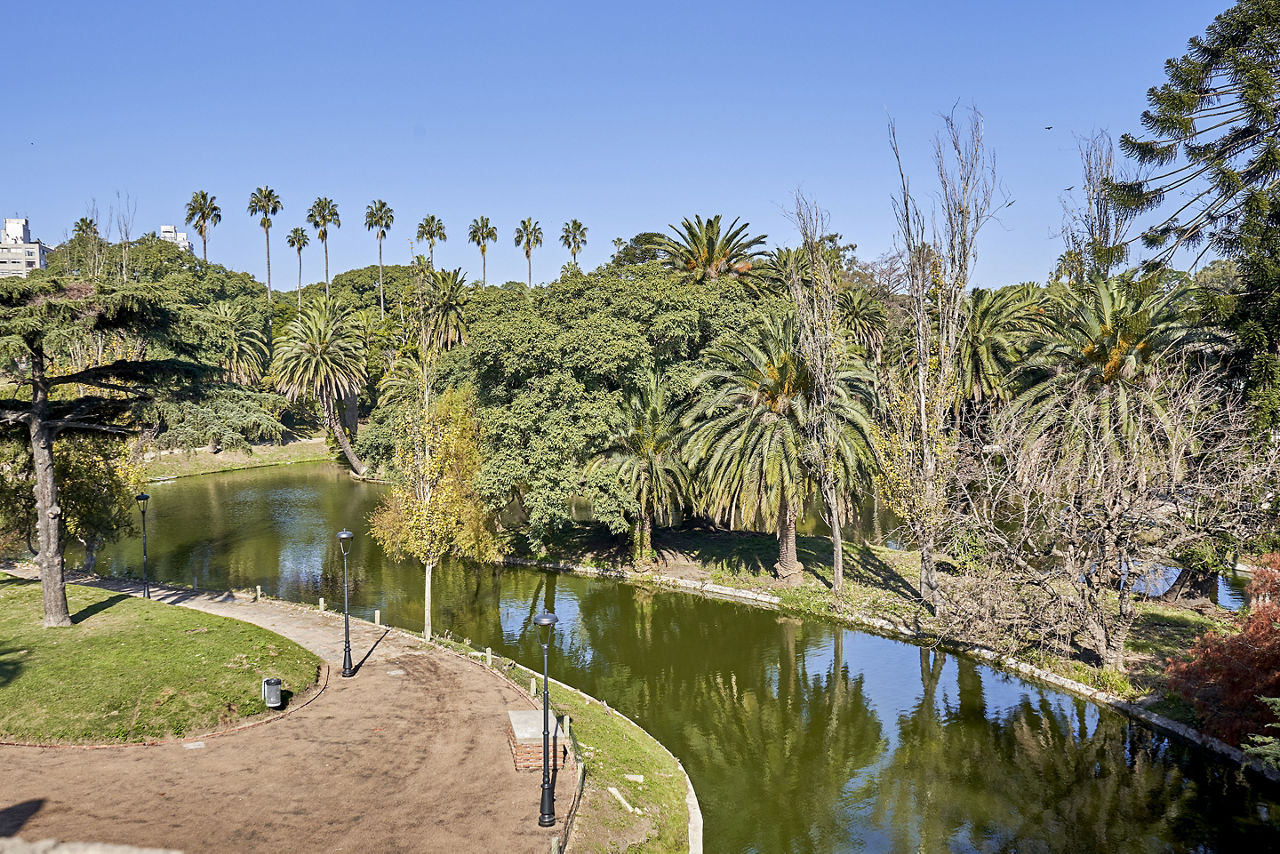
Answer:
[
  {"left": 115, "top": 191, "right": 135, "bottom": 284},
  {"left": 1056, "top": 131, "right": 1136, "bottom": 285},
  {"left": 871, "top": 107, "right": 1000, "bottom": 613},
  {"left": 953, "top": 365, "right": 1280, "bottom": 670}
]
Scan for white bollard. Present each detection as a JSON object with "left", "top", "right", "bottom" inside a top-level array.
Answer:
[
  {"left": 374, "top": 609, "right": 381, "bottom": 626},
  {"left": 531, "top": 677, "right": 538, "bottom": 698},
  {"left": 255, "top": 585, "right": 261, "bottom": 602},
  {"left": 485, "top": 647, "right": 492, "bottom": 668},
  {"left": 318, "top": 596, "right": 325, "bottom": 612}
]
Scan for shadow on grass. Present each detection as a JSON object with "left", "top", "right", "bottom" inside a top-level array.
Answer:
[
  {"left": 71, "top": 593, "right": 131, "bottom": 624},
  {"left": 0, "top": 798, "right": 44, "bottom": 837},
  {"left": 0, "top": 647, "right": 24, "bottom": 687}
]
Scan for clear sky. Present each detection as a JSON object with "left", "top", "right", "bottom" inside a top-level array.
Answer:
[{"left": 5, "top": 1, "right": 1227, "bottom": 291}]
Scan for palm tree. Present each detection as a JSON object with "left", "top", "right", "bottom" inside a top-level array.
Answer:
[
  {"left": 837, "top": 286, "right": 889, "bottom": 363},
  {"left": 285, "top": 227, "right": 309, "bottom": 309},
  {"left": 589, "top": 370, "right": 691, "bottom": 564},
  {"left": 1011, "top": 272, "right": 1214, "bottom": 441},
  {"left": 416, "top": 215, "right": 447, "bottom": 268},
  {"left": 467, "top": 216, "right": 497, "bottom": 285},
  {"left": 72, "top": 217, "right": 98, "bottom": 241},
  {"left": 365, "top": 199, "right": 395, "bottom": 318},
  {"left": 560, "top": 219, "right": 588, "bottom": 268},
  {"left": 307, "top": 198, "right": 341, "bottom": 295},
  {"left": 422, "top": 268, "right": 470, "bottom": 351},
  {"left": 247, "top": 187, "right": 283, "bottom": 299},
  {"left": 209, "top": 301, "right": 268, "bottom": 384},
  {"left": 957, "top": 284, "right": 1044, "bottom": 411},
  {"left": 659, "top": 214, "right": 767, "bottom": 282},
  {"left": 184, "top": 190, "right": 222, "bottom": 262},
  {"left": 513, "top": 218, "right": 543, "bottom": 286},
  {"left": 271, "top": 297, "right": 368, "bottom": 474},
  {"left": 685, "top": 313, "right": 872, "bottom": 584}
]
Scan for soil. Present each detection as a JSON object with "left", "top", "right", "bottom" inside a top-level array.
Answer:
[{"left": 0, "top": 574, "right": 568, "bottom": 853}]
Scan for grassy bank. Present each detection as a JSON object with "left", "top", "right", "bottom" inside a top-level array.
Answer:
[
  {"left": 435, "top": 636, "right": 690, "bottom": 852},
  {"left": 529, "top": 524, "right": 1236, "bottom": 727},
  {"left": 0, "top": 574, "right": 321, "bottom": 743},
  {"left": 143, "top": 436, "right": 335, "bottom": 480}
]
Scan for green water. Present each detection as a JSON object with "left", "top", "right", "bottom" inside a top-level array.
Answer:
[{"left": 94, "top": 463, "right": 1279, "bottom": 852}]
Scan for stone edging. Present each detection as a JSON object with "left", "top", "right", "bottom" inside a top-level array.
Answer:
[{"left": 503, "top": 557, "right": 1280, "bottom": 786}]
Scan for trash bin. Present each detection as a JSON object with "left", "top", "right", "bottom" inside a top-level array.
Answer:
[{"left": 262, "top": 677, "right": 283, "bottom": 709}]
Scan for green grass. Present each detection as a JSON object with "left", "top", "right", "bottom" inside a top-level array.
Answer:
[
  {"left": 144, "top": 437, "right": 334, "bottom": 480},
  {"left": 0, "top": 574, "right": 321, "bottom": 743}
]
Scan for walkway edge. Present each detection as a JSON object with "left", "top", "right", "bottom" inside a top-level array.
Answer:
[{"left": 503, "top": 557, "right": 1280, "bottom": 786}]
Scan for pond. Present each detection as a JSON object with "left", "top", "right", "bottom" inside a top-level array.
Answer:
[{"left": 92, "top": 463, "right": 1279, "bottom": 852}]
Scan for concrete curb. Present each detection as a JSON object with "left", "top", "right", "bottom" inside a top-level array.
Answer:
[{"left": 503, "top": 556, "right": 1280, "bottom": 786}]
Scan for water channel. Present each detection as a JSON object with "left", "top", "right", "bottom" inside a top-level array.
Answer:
[{"left": 93, "top": 463, "right": 1279, "bottom": 851}]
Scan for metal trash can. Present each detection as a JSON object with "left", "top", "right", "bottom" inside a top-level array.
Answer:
[{"left": 262, "top": 677, "right": 283, "bottom": 709}]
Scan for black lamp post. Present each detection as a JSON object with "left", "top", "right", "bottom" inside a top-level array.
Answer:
[
  {"left": 534, "top": 610, "right": 559, "bottom": 827},
  {"left": 338, "top": 529, "right": 354, "bottom": 678},
  {"left": 135, "top": 492, "right": 150, "bottom": 599}
]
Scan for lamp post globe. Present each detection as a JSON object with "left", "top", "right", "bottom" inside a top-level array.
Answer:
[
  {"left": 338, "top": 529, "right": 354, "bottom": 678},
  {"left": 533, "top": 611, "right": 559, "bottom": 827},
  {"left": 135, "top": 493, "right": 150, "bottom": 599}
]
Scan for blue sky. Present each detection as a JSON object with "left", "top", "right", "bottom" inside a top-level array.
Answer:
[{"left": 6, "top": 1, "right": 1226, "bottom": 291}]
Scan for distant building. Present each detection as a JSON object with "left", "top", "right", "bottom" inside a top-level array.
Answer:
[
  {"left": 159, "top": 224, "right": 194, "bottom": 253},
  {"left": 0, "top": 218, "right": 50, "bottom": 279}
]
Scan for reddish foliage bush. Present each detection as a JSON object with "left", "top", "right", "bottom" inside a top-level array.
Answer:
[{"left": 1166, "top": 556, "right": 1280, "bottom": 745}]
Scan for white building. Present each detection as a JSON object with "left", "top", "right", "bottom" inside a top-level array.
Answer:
[
  {"left": 159, "top": 224, "right": 194, "bottom": 253},
  {"left": 0, "top": 218, "right": 50, "bottom": 278}
]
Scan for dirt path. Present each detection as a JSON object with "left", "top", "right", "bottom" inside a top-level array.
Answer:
[{"left": 0, "top": 572, "right": 566, "bottom": 853}]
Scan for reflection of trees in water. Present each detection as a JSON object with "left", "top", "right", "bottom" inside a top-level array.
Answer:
[{"left": 859, "top": 651, "right": 1279, "bottom": 853}]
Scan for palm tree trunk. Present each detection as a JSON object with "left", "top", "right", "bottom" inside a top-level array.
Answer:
[
  {"left": 202, "top": 235, "right": 208, "bottom": 263},
  {"left": 775, "top": 502, "right": 804, "bottom": 586},
  {"left": 324, "top": 397, "right": 367, "bottom": 475},
  {"left": 297, "top": 251, "right": 303, "bottom": 310},
  {"left": 527, "top": 252, "right": 532, "bottom": 287},
  {"left": 377, "top": 237, "right": 385, "bottom": 319},
  {"left": 481, "top": 247, "right": 487, "bottom": 285},
  {"left": 429, "top": 244, "right": 434, "bottom": 269},
  {"left": 264, "top": 225, "right": 272, "bottom": 295},
  {"left": 826, "top": 484, "right": 843, "bottom": 594},
  {"left": 324, "top": 239, "right": 330, "bottom": 295}
]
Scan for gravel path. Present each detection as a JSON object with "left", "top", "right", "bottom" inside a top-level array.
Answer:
[{"left": 0, "top": 571, "right": 565, "bottom": 853}]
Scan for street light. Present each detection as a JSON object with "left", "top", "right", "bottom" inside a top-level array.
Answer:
[
  {"left": 534, "top": 610, "right": 560, "bottom": 827},
  {"left": 135, "top": 492, "right": 150, "bottom": 599},
  {"left": 338, "top": 529, "right": 354, "bottom": 678}
]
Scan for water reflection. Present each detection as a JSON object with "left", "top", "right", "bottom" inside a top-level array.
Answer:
[{"left": 90, "top": 463, "right": 1279, "bottom": 852}]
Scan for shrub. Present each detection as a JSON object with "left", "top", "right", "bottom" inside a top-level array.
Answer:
[{"left": 1167, "top": 556, "right": 1280, "bottom": 745}]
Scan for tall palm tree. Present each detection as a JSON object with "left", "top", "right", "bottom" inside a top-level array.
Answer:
[
  {"left": 837, "top": 285, "right": 889, "bottom": 363},
  {"left": 72, "top": 217, "right": 98, "bottom": 241},
  {"left": 560, "top": 219, "right": 588, "bottom": 268},
  {"left": 589, "top": 370, "right": 691, "bottom": 564},
  {"left": 247, "top": 187, "right": 283, "bottom": 299},
  {"left": 659, "top": 214, "right": 767, "bottom": 282},
  {"left": 685, "top": 313, "right": 871, "bottom": 584},
  {"left": 285, "top": 227, "right": 309, "bottom": 309},
  {"left": 307, "top": 198, "right": 341, "bottom": 295},
  {"left": 467, "top": 216, "right": 497, "bottom": 285},
  {"left": 271, "top": 296, "right": 368, "bottom": 474},
  {"left": 365, "top": 199, "right": 395, "bottom": 318},
  {"left": 422, "top": 268, "right": 470, "bottom": 351},
  {"left": 416, "top": 215, "right": 447, "bottom": 268},
  {"left": 184, "top": 190, "right": 221, "bottom": 262},
  {"left": 513, "top": 217, "right": 543, "bottom": 286}
]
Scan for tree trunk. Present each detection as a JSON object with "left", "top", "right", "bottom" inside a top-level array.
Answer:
[
  {"left": 297, "top": 251, "right": 303, "bottom": 310},
  {"left": 423, "top": 559, "right": 433, "bottom": 639},
  {"left": 775, "top": 502, "right": 804, "bottom": 586},
  {"left": 920, "top": 533, "right": 941, "bottom": 615},
  {"left": 264, "top": 225, "right": 272, "bottom": 296},
  {"left": 324, "top": 398, "right": 367, "bottom": 475},
  {"left": 30, "top": 415, "right": 71, "bottom": 627},
  {"left": 202, "top": 236, "right": 208, "bottom": 263},
  {"left": 378, "top": 237, "right": 385, "bottom": 319},
  {"left": 634, "top": 512, "right": 653, "bottom": 569},
  {"left": 81, "top": 534, "right": 102, "bottom": 574},
  {"left": 482, "top": 248, "right": 487, "bottom": 286},
  {"left": 527, "top": 253, "right": 532, "bottom": 287},
  {"left": 324, "top": 239, "right": 330, "bottom": 295},
  {"left": 825, "top": 483, "right": 843, "bottom": 594}
]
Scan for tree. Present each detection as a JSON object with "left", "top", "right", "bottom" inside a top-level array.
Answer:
[
  {"left": 271, "top": 297, "right": 368, "bottom": 474},
  {"left": 560, "top": 219, "right": 588, "bottom": 268},
  {"left": 416, "top": 215, "right": 447, "bottom": 269},
  {"left": 1110, "top": 0, "right": 1280, "bottom": 263},
  {"left": 286, "top": 226, "right": 309, "bottom": 308},
  {"left": 365, "top": 199, "right": 394, "bottom": 318},
  {"left": 659, "top": 215, "right": 766, "bottom": 282},
  {"left": 184, "top": 190, "right": 222, "bottom": 262},
  {"left": 307, "top": 197, "right": 341, "bottom": 294},
  {"left": 467, "top": 216, "right": 497, "bottom": 285},
  {"left": 956, "top": 284, "right": 1042, "bottom": 411},
  {"left": 56, "top": 435, "right": 144, "bottom": 574},
  {"left": 208, "top": 301, "right": 269, "bottom": 384},
  {"left": 513, "top": 218, "right": 543, "bottom": 286},
  {"left": 588, "top": 369, "right": 691, "bottom": 564},
  {"left": 871, "top": 109, "right": 1000, "bottom": 614},
  {"left": 0, "top": 270, "right": 209, "bottom": 626},
  {"left": 247, "top": 187, "right": 283, "bottom": 300}
]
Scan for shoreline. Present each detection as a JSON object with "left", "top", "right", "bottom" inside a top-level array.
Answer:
[{"left": 502, "top": 556, "right": 1280, "bottom": 787}]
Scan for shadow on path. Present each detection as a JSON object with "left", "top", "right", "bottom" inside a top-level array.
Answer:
[
  {"left": 352, "top": 629, "right": 390, "bottom": 675},
  {"left": 0, "top": 799, "right": 44, "bottom": 837}
]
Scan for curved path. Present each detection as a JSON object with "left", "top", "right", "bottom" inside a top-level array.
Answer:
[{"left": 0, "top": 574, "right": 567, "bottom": 853}]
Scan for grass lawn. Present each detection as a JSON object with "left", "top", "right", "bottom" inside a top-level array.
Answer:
[
  {"left": 0, "top": 574, "right": 321, "bottom": 744},
  {"left": 143, "top": 436, "right": 334, "bottom": 480}
]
